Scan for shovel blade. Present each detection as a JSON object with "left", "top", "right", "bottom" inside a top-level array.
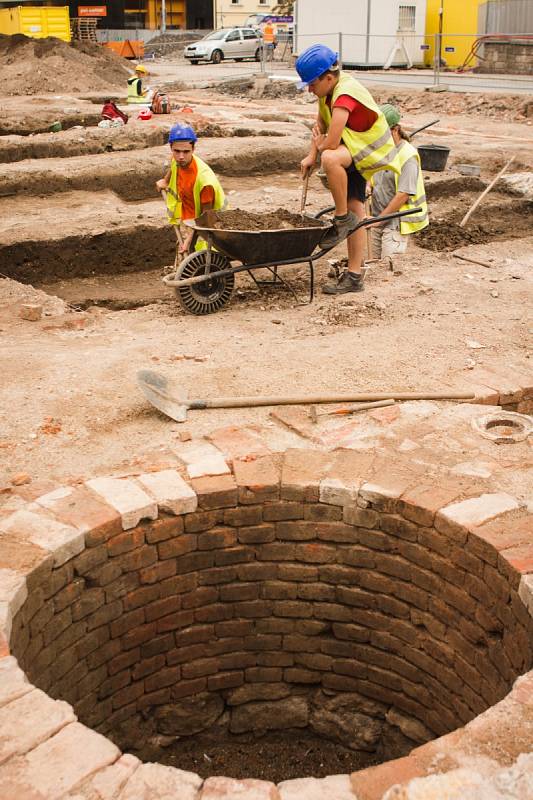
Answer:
[{"left": 137, "top": 369, "right": 188, "bottom": 423}]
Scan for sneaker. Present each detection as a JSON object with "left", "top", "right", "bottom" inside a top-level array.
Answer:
[
  {"left": 320, "top": 211, "right": 358, "bottom": 250},
  {"left": 322, "top": 270, "right": 365, "bottom": 295}
]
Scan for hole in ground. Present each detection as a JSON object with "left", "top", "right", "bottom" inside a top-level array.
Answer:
[{"left": 9, "top": 494, "right": 532, "bottom": 783}]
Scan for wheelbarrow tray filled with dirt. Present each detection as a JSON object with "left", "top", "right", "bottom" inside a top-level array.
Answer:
[{"left": 185, "top": 209, "right": 330, "bottom": 265}]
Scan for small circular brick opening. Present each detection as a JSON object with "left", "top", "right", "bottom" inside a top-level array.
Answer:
[{"left": 9, "top": 489, "right": 533, "bottom": 783}]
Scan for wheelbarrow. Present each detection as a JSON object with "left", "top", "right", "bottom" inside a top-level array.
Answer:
[{"left": 162, "top": 207, "right": 420, "bottom": 315}]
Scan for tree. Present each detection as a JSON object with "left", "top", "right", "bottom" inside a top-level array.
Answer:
[{"left": 272, "top": 1, "right": 294, "bottom": 14}]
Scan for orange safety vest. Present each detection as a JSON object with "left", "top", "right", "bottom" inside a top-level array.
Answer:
[{"left": 263, "top": 23, "right": 275, "bottom": 44}]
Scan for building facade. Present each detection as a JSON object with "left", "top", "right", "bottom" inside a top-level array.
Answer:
[
  {"left": 213, "top": 0, "right": 276, "bottom": 29},
  {"left": 66, "top": 1, "right": 212, "bottom": 30}
]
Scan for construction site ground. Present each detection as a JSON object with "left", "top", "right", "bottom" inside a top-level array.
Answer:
[{"left": 0, "top": 60, "right": 532, "bottom": 497}]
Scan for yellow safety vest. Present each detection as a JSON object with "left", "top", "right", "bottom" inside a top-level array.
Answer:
[
  {"left": 394, "top": 141, "right": 429, "bottom": 235},
  {"left": 319, "top": 72, "right": 402, "bottom": 180},
  {"left": 166, "top": 155, "right": 226, "bottom": 251},
  {"left": 127, "top": 76, "right": 146, "bottom": 103}
]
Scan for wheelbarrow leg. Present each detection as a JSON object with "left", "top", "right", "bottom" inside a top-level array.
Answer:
[{"left": 309, "top": 260, "right": 314, "bottom": 304}]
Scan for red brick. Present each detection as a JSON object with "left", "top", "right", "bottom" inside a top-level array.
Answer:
[
  {"left": 233, "top": 600, "right": 273, "bottom": 619},
  {"left": 120, "top": 545, "right": 157, "bottom": 573},
  {"left": 157, "top": 609, "right": 194, "bottom": 633},
  {"left": 284, "top": 667, "right": 322, "bottom": 683},
  {"left": 273, "top": 600, "right": 312, "bottom": 618},
  {"left": 191, "top": 474, "right": 238, "bottom": 509},
  {"left": 207, "top": 425, "right": 271, "bottom": 461},
  {"left": 167, "top": 643, "right": 212, "bottom": 665},
  {"left": 199, "top": 566, "right": 238, "bottom": 584},
  {"left": 110, "top": 607, "right": 145, "bottom": 638},
  {"left": 263, "top": 502, "right": 304, "bottom": 522},
  {"left": 158, "top": 534, "right": 197, "bottom": 560},
  {"left": 244, "top": 634, "right": 282, "bottom": 652},
  {"left": 304, "top": 504, "right": 343, "bottom": 522},
  {"left": 208, "top": 671, "right": 244, "bottom": 691},
  {"left": 175, "top": 624, "right": 214, "bottom": 646},
  {"left": 261, "top": 581, "right": 298, "bottom": 600},
  {"left": 109, "top": 647, "right": 141, "bottom": 676},
  {"left": 145, "top": 666, "right": 180, "bottom": 692},
  {"left": 182, "top": 586, "right": 219, "bottom": 609},
  {"left": 215, "top": 619, "right": 254, "bottom": 637},
  {"left": 198, "top": 527, "right": 237, "bottom": 550},
  {"left": 171, "top": 677, "right": 206, "bottom": 699},
  {"left": 220, "top": 583, "right": 260, "bottom": 602},
  {"left": 141, "top": 633, "right": 174, "bottom": 658},
  {"left": 195, "top": 603, "right": 233, "bottom": 623},
  {"left": 139, "top": 559, "right": 177, "bottom": 585},
  {"left": 146, "top": 594, "right": 182, "bottom": 622},
  {"left": 237, "top": 524, "right": 276, "bottom": 544},
  {"left": 214, "top": 547, "right": 254, "bottom": 566},
  {"left": 112, "top": 680, "right": 144, "bottom": 710},
  {"left": 176, "top": 551, "right": 215, "bottom": 574},
  {"left": 54, "top": 579, "right": 85, "bottom": 612},
  {"left": 123, "top": 584, "right": 160, "bottom": 612},
  {"left": 182, "top": 657, "right": 219, "bottom": 679},
  {"left": 46, "top": 486, "right": 121, "bottom": 546},
  {"left": 184, "top": 510, "right": 221, "bottom": 532},
  {"left": 224, "top": 506, "right": 263, "bottom": 527},
  {"left": 233, "top": 455, "right": 280, "bottom": 504},
  {"left": 144, "top": 516, "right": 184, "bottom": 543},
  {"left": 281, "top": 449, "right": 333, "bottom": 502},
  {"left": 160, "top": 573, "right": 197, "bottom": 597},
  {"left": 277, "top": 564, "right": 318, "bottom": 582},
  {"left": 107, "top": 528, "right": 144, "bottom": 557},
  {"left": 122, "top": 622, "right": 158, "bottom": 650}
]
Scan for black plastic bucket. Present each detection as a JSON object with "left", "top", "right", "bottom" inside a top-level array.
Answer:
[{"left": 417, "top": 144, "right": 450, "bottom": 172}]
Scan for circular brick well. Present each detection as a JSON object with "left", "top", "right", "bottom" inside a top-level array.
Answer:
[{"left": 6, "top": 458, "right": 533, "bottom": 789}]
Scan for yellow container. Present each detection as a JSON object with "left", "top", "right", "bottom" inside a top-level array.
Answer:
[
  {"left": 424, "top": 0, "right": 484, "bottom": 68},
  {"left": 0, "top": 6, "right": 70, "bottom": 42}
]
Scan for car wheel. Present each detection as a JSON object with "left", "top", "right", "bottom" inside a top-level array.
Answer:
[
  {"left": 255, "top": 47, "right": 261, "bottom": 62},
  {"left": 211, "top": 49, "right": 223, "bottom": 64}
]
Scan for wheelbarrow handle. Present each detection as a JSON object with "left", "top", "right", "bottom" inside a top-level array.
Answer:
[
  {"left": 354, "top": 207, "right": 423, "bottom": 230},
  {"left": 409, "top": 119, "right": 440, "bottom": 138}
]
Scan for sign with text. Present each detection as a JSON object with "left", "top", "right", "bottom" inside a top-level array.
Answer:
[
  {"left": 78, "top": 5, "right": 107, "bottom": 16},
  {"left": 420, "top": 44, "right": 430, "bottom": 50},
  {"left": 444, "top": 46, "right": 455, "bottom": 52}
]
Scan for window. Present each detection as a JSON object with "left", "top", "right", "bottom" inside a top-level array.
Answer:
[
  {"left": 398, "top": 4, "right": 416, "bottom": 31},
  {"left": 226, "top": 30, "right": 241, "bottom": 41},
  {"left": 243, "top": 29, "right": 258, "bottom": 39},
  {"left": 259, "top": 0, "right": 269, "bottom": 5}
]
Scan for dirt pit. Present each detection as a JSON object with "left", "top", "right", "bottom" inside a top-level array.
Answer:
[
  {"left": 131, "top": 729, "right": 376, "bottom": 783},
  {"left": 209, "top": 209, "right": 326, "bottom": 231}
]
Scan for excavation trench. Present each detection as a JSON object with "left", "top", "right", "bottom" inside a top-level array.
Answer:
[{"left": 9, "top": 491, "right": 532, "bottom": 785}]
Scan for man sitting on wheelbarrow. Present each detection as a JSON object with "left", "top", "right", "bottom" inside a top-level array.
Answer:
[
  {"left": 156, "top": 124, "right": 226, "bottom": 256},
  {"left": 296, "top": 45, "right": 402, "bottom": 295}
]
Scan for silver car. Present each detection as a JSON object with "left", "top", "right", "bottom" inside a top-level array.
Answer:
[{"left": 184, "top": 27, "right": 262, "bottom": 65}]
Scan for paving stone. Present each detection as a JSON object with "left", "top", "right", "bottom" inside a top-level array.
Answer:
[
  {"left": 136, "top": 470, "right": 197, "bottom": 515},
  {"left": 233, "top": 456, "right": 280, "bottom": 503},
  {"left": 0, "top": 722, "right": 119, "bottom": 799},
  {"left": 117, "top": 762, "right": 202, "bottom": 800},
  {"left": 88, "top": 754, "right": 141, "bottom": 799},
  {"left": 0, "top": 656, "right": 32, "bottom": 708},
  {"left": 174, "top": 440, "right": 230, "bottom": 479},
  {"left": 269, "top": 408, "right": 321, "bottom": 443},
  {"left": 207, "top": 426, "right": 272, "bottom": 461},
  {"left": 0, "top": 509, "right": 84, "bottom": 566},
  {"left": 281, "top": 449, "right": 334, "bottom": 502},
  {"left": 0, "top": 567, "right": 27, "bottom": 617},
  {"left": 34, "top": 485, "right": 120, "bottom": 537},
  {"left": 0, "top": 688, "right": 75, "bottom": 765},
  {"left": 86, "top": 477, "right": 158, "bottom": 531},
  {"left": 436, "top": 493, "right": 520, "bottom": 535},
  {"left": 278, "top": 774, "right": 356, "bottom": 800},
  {"left": 200, "top": 776, "right": 280, "bottom": 799}
]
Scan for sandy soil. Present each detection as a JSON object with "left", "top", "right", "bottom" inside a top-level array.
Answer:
[{"left": 0, "top": 79, "right": 532, "bottom": 495}]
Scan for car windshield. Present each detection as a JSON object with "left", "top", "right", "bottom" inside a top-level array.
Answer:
[{"left": 203, "top": 30, "right": 229, "bottom": 40}]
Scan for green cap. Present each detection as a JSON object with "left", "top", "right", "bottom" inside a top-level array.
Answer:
[{"left": 379, "top": 103, "right": 401, "bottom": 128}]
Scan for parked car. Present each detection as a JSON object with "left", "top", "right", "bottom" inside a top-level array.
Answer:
[{"left": 184, "top": 28, "right": 262, "bottom": 65}]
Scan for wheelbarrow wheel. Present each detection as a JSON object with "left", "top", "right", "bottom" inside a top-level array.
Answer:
[{"left": 174, "top": 250, "right": 234, "bottom": 315}]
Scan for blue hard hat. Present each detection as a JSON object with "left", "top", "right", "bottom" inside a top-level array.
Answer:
[
  {"left": 168, "top": 123, "right": 198, "bottom": 144},
  {"left": 295, "top": 44, "right": 338, "bottom": 89}
]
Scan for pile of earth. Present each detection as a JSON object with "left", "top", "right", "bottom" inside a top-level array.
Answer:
[
  {"left": 0, "top": 34, "right": 131, "bottom": 95},
  {"left": 209, "top": 209, "right": 325, "bottom": 231},
  {"left": 216, "top": 77, "right": 302, "bottom": 100},
  {"left": 145, "top": 31, "right": 208, "bottom": 59},
  {"left": 371, "top": 87, "right": 532, "bottom": 122}
]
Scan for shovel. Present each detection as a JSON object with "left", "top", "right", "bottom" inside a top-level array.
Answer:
[
  {"left": 160, "top": 188, "right": 185, "bottom": 268},
  {"left": 137, "top": 370, "right": 474, "bottom": 423},
  {"left": 300, "top": 169, "right": 310, "bottom": 218}
]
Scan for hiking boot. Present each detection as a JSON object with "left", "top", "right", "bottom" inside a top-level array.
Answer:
[
  {"left": 320, "top": 211, "right": 358, "bottom": 250},
  {"left": 322, "top": 270, "right": 365, "bottom": 295}
]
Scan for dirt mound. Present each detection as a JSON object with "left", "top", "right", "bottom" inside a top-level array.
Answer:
[
  {"left": 210, "top": 209, "right": 324, "bottom": 231},
  {"left": 0, "top": 33, "right": 131, "bottom": 95},
  {"left": 371, "top": 87, "right": 532, "bottom": 122},
  {"left": 418, "top": 199, "right": 533, "bottom": 250}
]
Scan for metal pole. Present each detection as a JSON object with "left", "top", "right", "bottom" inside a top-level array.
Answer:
[
  {"left": 338, "top": 31, "right": 343, "bottom": 67},
  {"left": 161, "top": 0, "right": 166, "bottom": 34},
  {"left": 434, "top": 31, "right": 440, "bottom": 87},
  {"left": 365, "top": 0, "right": 371, "bottom": 64}
]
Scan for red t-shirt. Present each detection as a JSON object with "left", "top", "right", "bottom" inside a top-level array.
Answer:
[
  {"left": 177, "top": 158, "right": 215, "bottom": 220},
  {"left": 326, "top": 94, "right": 377, "bottom": 132}
]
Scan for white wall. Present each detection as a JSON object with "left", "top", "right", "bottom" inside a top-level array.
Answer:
[{"left": 295, "top": 0, "right": 427, "bottom": 67}]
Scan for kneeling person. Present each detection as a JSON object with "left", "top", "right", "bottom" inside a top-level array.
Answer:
[
  {"left": 370, "top": 104, "right": 429, "bottom": 264},
  {"left": 156, "top": 124, "right": 226, "bottom": 255}
]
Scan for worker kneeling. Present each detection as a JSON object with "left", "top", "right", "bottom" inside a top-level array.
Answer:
[
  {"left": 127, "top": 64, "right": 154, "bottom": 104},
  {"left": 156, "top": 123, "right": 226, "bottom": 256},
  {"left": 369, "top": 104, "right": 429, "bottom": 265}
]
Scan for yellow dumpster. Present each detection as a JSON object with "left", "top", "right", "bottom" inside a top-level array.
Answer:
[{"left": 0, "top": 6, "right": 71, "bottom": 42}]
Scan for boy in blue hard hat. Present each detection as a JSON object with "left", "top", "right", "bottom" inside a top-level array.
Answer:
[
  {"left": 156, "top": 124, "right": 226, "bottom": 255},
  {"left": 296, "top": 44, "right": 401, "bottom": 294}
]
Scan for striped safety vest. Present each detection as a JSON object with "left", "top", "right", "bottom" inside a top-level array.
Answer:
[
  {"left": 166, "top": 155, "right": 226, "bottom": 251},
  {"left": 319, "top": 72, "right": 402, "bottom": 179},
  {"left": 127, "top": 76, "right": 146, "bottom": 104},
  {"left": 395, "top": 141, "right": 429, "bottom": 235}
]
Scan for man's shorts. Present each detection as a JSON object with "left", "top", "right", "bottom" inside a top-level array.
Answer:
[{"left": 347, "top": 162, "right": 366, "bottom": 203}]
